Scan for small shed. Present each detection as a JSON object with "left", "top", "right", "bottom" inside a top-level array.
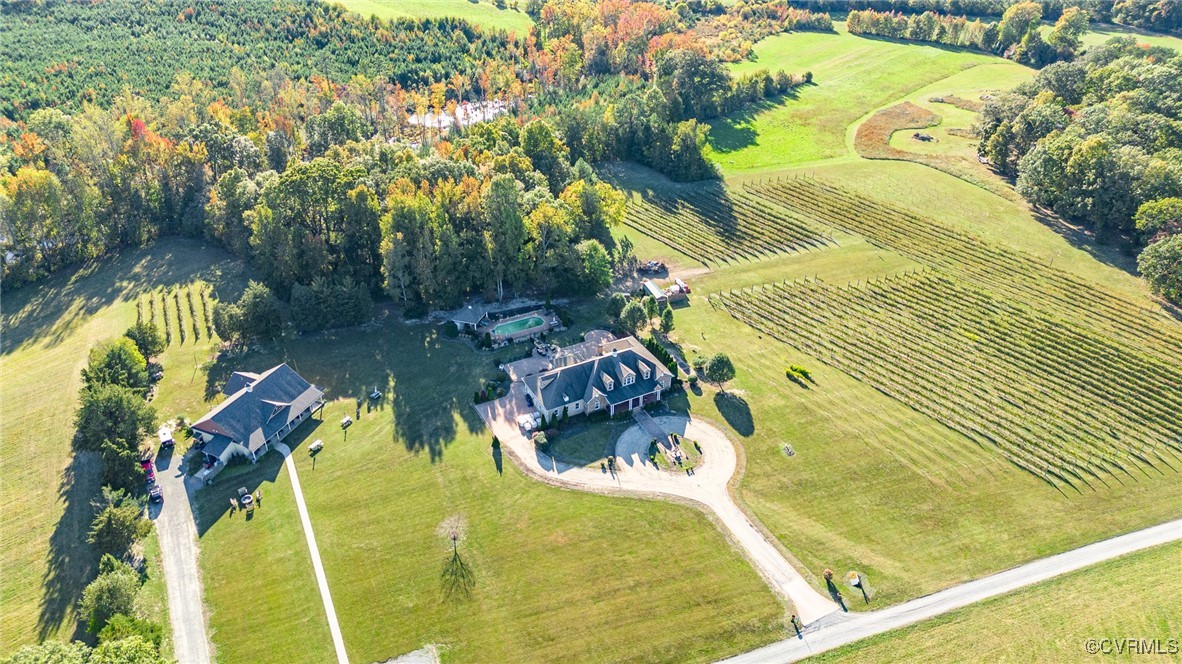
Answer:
[{"left": 642, "top": 280, "right": 666, "bottom": 304}]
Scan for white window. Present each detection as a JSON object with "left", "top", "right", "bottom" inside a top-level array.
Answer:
[
  {"left": 624, "top": 374, "right": 635, "bottom": 386},
  {"left": 592, "top": 400, "right": 600, "bottom": 410}
]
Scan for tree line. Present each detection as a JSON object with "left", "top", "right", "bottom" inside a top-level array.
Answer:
[
  {"left": 11, "top": 323, "right": 177, "bottom": 664},
  {"left": 976, "top": 37, "right": 1182, "bottom": 302},
  {"left": 788, "top": 0, "right": 1182, "bottom": 35},
  {"left": 847, "top": 2, "right": 1090, "bottom": 66}
]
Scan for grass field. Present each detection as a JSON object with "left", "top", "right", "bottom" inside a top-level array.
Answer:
[
  {"left": 159, "top": 296, "right": 787, "bottom": 662},
  {"left": 810, "top": 541, "right": 1182, "bottom": 662},
  {"left": 607, "top": 159, "right": 1182, "bottom": 612},
  {"left": 1053, "top": 21, "right": 1182, "bottom": 51},
  {"left": 336, "top": 0, "right": 533, "bottom": 33},
  {"left": 0, "top": 239, "right": 245, "bottom": 652},
  {"left": 706, "top": 24, "right": 1010, "bottom": 173}
]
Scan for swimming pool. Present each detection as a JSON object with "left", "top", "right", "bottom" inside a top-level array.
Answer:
[{"left": 492, "top": 315, "right": 545, "bottom": 337}]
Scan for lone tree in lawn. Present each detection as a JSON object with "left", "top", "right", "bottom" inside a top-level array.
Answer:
[
  {"left": 703, "top": 353, "right": 736, "bottom": 392},
  {"left": 618, "top": 300, "right": 648, "bottom": 336}
]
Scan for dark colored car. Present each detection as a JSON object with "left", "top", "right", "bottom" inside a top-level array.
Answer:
[{"left": 149, "top": 485, "right": 163, "bottom": 503}]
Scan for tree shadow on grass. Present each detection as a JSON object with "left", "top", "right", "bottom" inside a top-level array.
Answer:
[
  {"left": 441, "top": 548, "right": 475, "bottom": 601},
  {"left": 38, "top": 451, "right": 102, "bottom": 643},
  {"left": 1028, "top": 206, "right": 1140, "bottom": 275},
  {"left": 201, "top": 318, "right": 493, "bottom": 463},
  {"left": 714, "top": 391, "right": 754, "bottom": 437},
  {"left": 2, "top": 238, "right": 246, "bottom": 357},
  {"left": 706, "top": 91, "right": 800, "bottom": 155}
]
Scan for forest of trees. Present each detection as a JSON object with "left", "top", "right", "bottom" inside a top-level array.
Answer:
[
  {"left": 0, "top": 0, "right": 523, "bottom": 119},
  {"left": 976, "top": 37, "right": 1182, "bottom": 302},
  {"left": 847, "top": 2, "right": 1091, "bottom": 66},
  {"left": 1, "top": 0, "right": 808, "bottom": 304}
]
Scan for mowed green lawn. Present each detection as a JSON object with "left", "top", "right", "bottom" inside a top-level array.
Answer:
[
  {"left": 337, "top": 0, "right": 533, "bottom": 33},
  {"left": 810, "top": 542, "right": 1182, "bottom": 662},
  {"left": 182, "top": 293, "right": 787, "bottom": 662},
  {"left": 707, "top": 24, "right": 1005, "bottom": 173},
  {"left": 884, "top": 63, "right": 1033, "bottom": 159},
  {"left": 610, "top": 160, "right": 1182, "bottom": 610},
  {"left": 1049, "top": 21, "right": 1182, "bottom": 51},
  {"left": 0, "top": 239, "right": 244, "bottom": 652}
]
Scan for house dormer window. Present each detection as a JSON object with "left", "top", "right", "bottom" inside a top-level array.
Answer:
[
  {"left": 623, "top": 374, "right": 634, "bottom": 386},
  {"left": 639, "top": 362, "right": 650, "bottom": 380},
  {"left": 602, "top": 372, "right": 614, "bottom": 391}
]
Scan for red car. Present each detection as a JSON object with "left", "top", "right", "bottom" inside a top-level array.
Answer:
[{"left": 141, "top": 458, "right": 156, "bottom": 483}]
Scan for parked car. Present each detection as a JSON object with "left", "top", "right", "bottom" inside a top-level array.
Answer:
[
  {"left": 158, "top": 427, "right": 175, "bottom": 448},
  {"left": 524, "top": 393, "right": 534, "bottom": 407},
  {"left": 149, "top": 485, "right": 163, "bottom": 503},
  {"left": 141, "top": 458, "right": 156, "bottom": 483}
]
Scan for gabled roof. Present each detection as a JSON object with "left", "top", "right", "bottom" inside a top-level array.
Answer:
[
  {"left": 194, "top": 364, "right": 324, "bottom": 457},
  {"left": 521, "top": 337, "right": 672, "bottom": 414},
  {"left": 451, "top": 305, "right": 488, "bottom": 325},
  {"left": 223, "top": 371, "right": 261, "bottom": 396}
]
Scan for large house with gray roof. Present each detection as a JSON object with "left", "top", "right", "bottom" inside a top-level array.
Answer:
[
  {"left": 192, "top": 364, "right": 325, "bottom": 483},
  {"left": 521, "top": 336, "right": 673, "bottom": 419}
]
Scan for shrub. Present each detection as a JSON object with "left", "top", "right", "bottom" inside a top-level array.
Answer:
[
  {"left": 442, "top": 321, "right": 459, "bottom": 338},
  {"left": 618, "top": 300, "right": 648, "bottom": 335},
  {"left": 606, "top": 292, "right": 629, "bottom": 321},
  {"left": 124, "top": 322, "right": 165, "bottom": 360},
  {"left": 532, "top": 431, "right": 548, "bottom": 448},
  {"left": 79, "top": 562, "right": 141, "bottom": 633},
  {"left": 99, "top": 614, "right": 163, "bottom": 649},
  {"left": 89, "top": 635, "right": 162, "bottom": 664},
  {"left": 660, "top": 306, "right": 674, "bottom": 332},
  {"left": 82, "top": 338, "right": 149, "bottom": 393},
  {"left": 213, "top": 281, "right": 282, "bottom": 342},
  {"left": 88, "top": 488, "right": 151, "bottom": 558},
  {"left": 1, "top": 641, "right": 91, "bottom": 664}
]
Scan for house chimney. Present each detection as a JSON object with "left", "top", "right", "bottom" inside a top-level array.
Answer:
[{"left": 246, "top": 384, "right": 253, "bottom": 393}]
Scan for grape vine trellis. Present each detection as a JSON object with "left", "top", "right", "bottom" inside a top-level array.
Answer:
[
  {"left": 621, "top": 188, "right": 834, "bottom": 266},
  {"left": 714, "top": 273, "right": 1182, "bottom": 492},
  {"left": 742, "top": 177, "right": 1182, "bottom": 364}
]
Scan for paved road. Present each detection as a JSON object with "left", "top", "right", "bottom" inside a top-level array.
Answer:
[
  {"left": 477, "top": 393, "right": 839, "bottom": 624},
  {"left": 720, "top": 518, "right": 1182, "bottom": 663},
  {"left": 275, "top": 443, "right": 350, "bottom": 664},
  {"left": 151, "top": 446, "right": 213, "bottom": 664}
]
